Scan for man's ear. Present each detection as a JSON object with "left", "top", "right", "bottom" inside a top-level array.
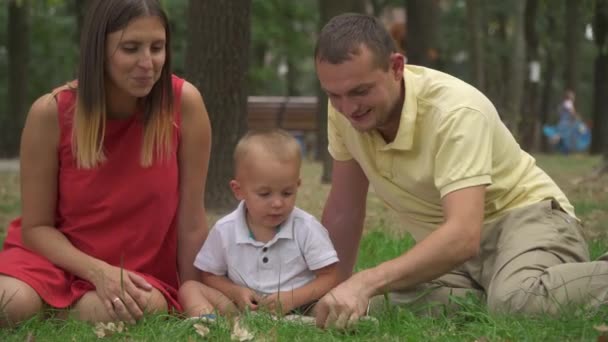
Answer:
[
  {"left": 297, "top": 178, "right": 302, "bottom": 187},
  {"left": 229, "top": 179, "right": 243, "bottom": 200},
  {"left": 389, "top": 53, "right": 406, "bottom": 80}
]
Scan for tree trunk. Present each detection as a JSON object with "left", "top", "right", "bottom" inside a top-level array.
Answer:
[
  {"left": 466, "top": 0, "right": 485, "bottom": 92},
  {"left": 185, "top": 0, "right": 251, "bottom": 210},
  {"left": 564, "top": 0, "right": 582, "bottom": 93},
  {"left": 70, "top": 0, "right": 89, "bottom": 44},
  {"left": 519, "top": 0, "right": 541, "bottom": 151},
  {"left": 405, "top": 0, "right": 440, "bottom": 68},
  {"left": 591, "top": 0, "right": 608, "bottom": 156},
  {"left": 1, "top": 0, "right": 30, "bottom": 158},
  {"left": 316, "top": 0, "right": 365, "bottom": 184},
  {"left": 539, "top": 9, "right": 559, "bottom": 153},
  {"left": 503, "top": 1, "right": 526, "bottom": 139}
]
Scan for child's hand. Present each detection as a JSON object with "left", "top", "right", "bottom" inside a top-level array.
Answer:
[
  {"left": 232, "top": 287, "right": 261, "bottom": 311},
  {"left": 260, "top": 292, "right": 295, "bottom": 315}
]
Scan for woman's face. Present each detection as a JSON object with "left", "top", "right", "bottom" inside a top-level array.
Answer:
[{"left": 105, "top": 16, "right": 166, "bottom": 100}]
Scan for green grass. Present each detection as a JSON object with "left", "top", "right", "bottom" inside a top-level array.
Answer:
[
  {"left": 1, "top": 231, "right": 607, "bottom": 341},
  {"left": 1, "top": 154, "right": 608, "bottom": 340}
]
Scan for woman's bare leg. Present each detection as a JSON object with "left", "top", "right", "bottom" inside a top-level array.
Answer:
[{"left": 0, "top": 275, "right": 44, "bottom": 328}]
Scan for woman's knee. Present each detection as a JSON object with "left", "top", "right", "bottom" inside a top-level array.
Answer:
[{"left": 0, "top": 276, "right": 43, "bottom": 327}]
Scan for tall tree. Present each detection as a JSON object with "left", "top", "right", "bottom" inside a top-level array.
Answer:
[
  {"left": 405, "top": 0, "right": 440, "bottom": 68},
  {"left": 466, "top": 0, "right": 485, "bottom": 92},
  {"left": 591, "top": 0, "right": 608, "bottom": 158},
  {"left": 519, "top": 0, "right": 541, "bottom": 151},
  {"left": 1, "top": 0, "right": 30, "bottom": 157},
  {"left": 70, "top": 0, "right": 90, "bottom": 44},
  {"left": 503, "top": 0, "right": 526, "bottom": 138},
  {"left": 563, "top": 0, "right": 583, "bottom": 93},
  {"left": 316, "top": 0, "right": 365, "bottom": 183},
  {"left": 185, "top": 0, "right": 251, "bottom": 210}
]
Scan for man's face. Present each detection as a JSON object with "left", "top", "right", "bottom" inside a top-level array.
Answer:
[{"left": 316, "top": 44, "right": 404, "bottom": 133}]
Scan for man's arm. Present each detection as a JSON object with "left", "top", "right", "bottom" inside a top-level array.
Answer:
[
  {"left": 357, "top": 185, "right": 485, "bottom": 297},
  {"left": 321, "top": 159, "right": 369, "bottom": 280},
  {"left": 315, "top": 185, "right": 485, "bottom": 328}
]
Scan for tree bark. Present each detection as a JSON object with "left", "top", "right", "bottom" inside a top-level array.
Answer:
[
  {"left": 1, "top": 0, "right": 30, "bottom": 158},
  {"left": 563, "top": 0, "right": 582, "bottom": 93},
  {"left": 466, "top": 0, "right": 485, "bottom": 92},
  {"left": 316, "top": 0, "right": 365, "bottom": 184},
  {"left": 591, "top": 0, "right": 608, "bottom": 157},
  {"left": 519, "top": 0, "right": 541, "bottom": 151},
  {"left": 185, "top": 0, "right": 251, "bottom": 210},
  {"left": 503, "top": 1, "right": 526, "bottom": 139},
  {"left": 405, "top": 0, "right": 440, "bottom": 68}
]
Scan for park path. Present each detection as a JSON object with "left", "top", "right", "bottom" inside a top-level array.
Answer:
[{"left": 0, "top": 159, "right": 19, "bottom": 172}]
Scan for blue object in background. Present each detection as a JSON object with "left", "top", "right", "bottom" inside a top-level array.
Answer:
[{"left": 543, "top": 120, "right": 591, "bottom": 154}]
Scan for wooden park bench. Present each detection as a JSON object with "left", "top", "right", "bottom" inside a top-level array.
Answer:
[
  {"left": 247, "top": 96, "right": 318, "bottom": 131},
  {"left": 247, "top": 96, "right": 319, "bottom": 158}
]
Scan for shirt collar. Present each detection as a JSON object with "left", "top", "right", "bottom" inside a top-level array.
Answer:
[
  {"left": 234, "top": 201, "right": 295, "bottom": 246},
  {"left": 379, "top": 67, "right": 418, "bottom": 151}
]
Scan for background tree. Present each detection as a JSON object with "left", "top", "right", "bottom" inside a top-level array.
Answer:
[
  {"left": 466, "top": 0, "right": 485, "bottom": 92},
  {"left": 519, "top": 0, "right": 541, "bottom": 151},
  {"left": 185, "top": 0, "right": 251, "bottom": 210},
  {"left": 405, "top": 0, "right": 440, "bottom": 68},
  {"left": 591, "top": 0, "right": 608, "bottom": 163},
  {"left": 564, "top": 0, "right": 583, "bottom": 93},
  {"left": 0, "top": 0, "right": 30, "bottom": 158}
]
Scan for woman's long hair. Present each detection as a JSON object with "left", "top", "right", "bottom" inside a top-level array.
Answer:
[{"left": 74, "top": 0, "right": 173, "bottom": 168}]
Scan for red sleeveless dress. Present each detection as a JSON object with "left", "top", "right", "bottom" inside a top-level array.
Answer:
[{"left": 0, "top": 75, "right": 185, "bottom": 311}]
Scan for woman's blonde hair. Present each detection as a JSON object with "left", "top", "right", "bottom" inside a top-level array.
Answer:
[{"left": 73, "top": 0, "right": 173, "bottom": 168}]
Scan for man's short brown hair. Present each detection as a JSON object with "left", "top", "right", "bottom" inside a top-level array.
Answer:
[{"left": 315, "top": 13, "right": 397, "bottom": 70}]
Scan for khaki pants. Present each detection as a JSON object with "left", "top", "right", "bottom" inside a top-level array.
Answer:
[{"left": 371, "top": 199, "right": 608, "bottom": 315}]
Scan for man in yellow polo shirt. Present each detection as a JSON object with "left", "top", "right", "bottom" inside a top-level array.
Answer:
[{"left": 313, "top": 13, "right": 608, "bottom": 329}]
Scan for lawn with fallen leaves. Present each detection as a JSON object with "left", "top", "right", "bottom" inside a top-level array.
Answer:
[{"left": 1, "top": 154, "right": 607, "bottom": 341}]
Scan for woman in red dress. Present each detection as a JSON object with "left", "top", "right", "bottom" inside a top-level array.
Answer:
[{"left": 0, "top": 0, "right": 214, "bottom": 326}]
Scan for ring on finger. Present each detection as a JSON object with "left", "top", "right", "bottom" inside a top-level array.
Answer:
[{"left": 112, "top": 297, "right": 122, "bottom": 305}]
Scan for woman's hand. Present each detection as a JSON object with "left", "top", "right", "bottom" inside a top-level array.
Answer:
[{"left": 89, "top": 263, "right": 153, "bottom": 324}]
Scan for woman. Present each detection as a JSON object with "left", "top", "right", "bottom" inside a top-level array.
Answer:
[{"left": 0, "top": 0, "right": 211, "bottom": 326}]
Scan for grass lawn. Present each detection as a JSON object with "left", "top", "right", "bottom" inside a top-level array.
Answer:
[{"left": 1, "top": 154, "right": 608, "bottom": 341}]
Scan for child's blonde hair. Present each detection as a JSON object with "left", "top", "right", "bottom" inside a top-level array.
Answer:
[{"left": 233, "top": 129, "right": 302, "bottom": 175}]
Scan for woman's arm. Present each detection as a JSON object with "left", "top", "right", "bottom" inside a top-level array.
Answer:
[
  {"left": 177, "top": 81, "right": 212, "bottom": 282},
  {"left": 20, "top": 93, "right": 109, "bottom": 283},
  {"left": 19, "top": 93, "right": 153, "bottom": 323}
]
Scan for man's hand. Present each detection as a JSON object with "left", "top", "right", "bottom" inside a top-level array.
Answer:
[{"left": 315, "top": 272, "right": 372, "bottom": 330}]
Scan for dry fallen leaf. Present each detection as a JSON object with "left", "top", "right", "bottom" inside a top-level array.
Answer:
[
  {"left": 595, "top": 324, "right": 608, "bottom": 333},
  {"left": 231, "top": 317, "right": 254, "bottom": 341},
  {"left": 93, "top": 321, "right": 125, "bottom": 338},
  {"left": 283, "top": 314, "right": 315, "bottom": 325},
  {"left": 193, "top": 323, "right": 210, "bottom": 338}
]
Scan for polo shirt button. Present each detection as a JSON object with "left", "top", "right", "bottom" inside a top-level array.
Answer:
[
  {"left": 262, "top": 247, "right": 268, "bottom": 252},
  {"left": 262, "top": 257, "right": 268, "bottom": 263}
]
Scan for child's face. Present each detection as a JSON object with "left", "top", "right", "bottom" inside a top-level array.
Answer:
[{"left": 230, "top": 154, "right": 301, "bottom": 231}]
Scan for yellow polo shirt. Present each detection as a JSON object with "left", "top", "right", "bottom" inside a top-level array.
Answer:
[{"left": 328, "top": 65, "right": 574, "bottom": 241}]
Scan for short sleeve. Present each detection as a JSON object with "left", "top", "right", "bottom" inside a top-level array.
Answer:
[
  {"left": 434, "top": 108, "right": 492, "bottom": 198},
  {"left": 298, "top": 218, "right": 339, "bottom": 271},
  {"left": 327, "top": 103, "right": 353, "bottom": 161},
  {"left": 193, "top": 226, "right": 227, "bottom": 275}
]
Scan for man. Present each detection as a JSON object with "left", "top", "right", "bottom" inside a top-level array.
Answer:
[{"left": 313, "top": 13, "right": 608, "bottom": 329}]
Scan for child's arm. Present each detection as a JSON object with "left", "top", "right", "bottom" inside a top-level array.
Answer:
[
  {"left": 261, "top": 263, "right": 340, "bottom": 315},
  {"left": 201, "top": 271, "right": 261, "bottom": 311}
]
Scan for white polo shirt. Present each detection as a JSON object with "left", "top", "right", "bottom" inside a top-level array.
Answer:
[{"left": 194, "top": 201, "right": 339, "bottom": 295}]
